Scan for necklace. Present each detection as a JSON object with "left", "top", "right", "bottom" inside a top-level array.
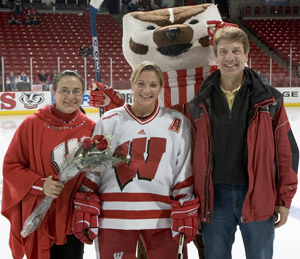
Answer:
[{"left": 60, "top": 109, "right": 80, "bottom": 124}]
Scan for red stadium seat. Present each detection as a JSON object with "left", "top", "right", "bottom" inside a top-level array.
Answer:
[
  {"left": 245, "top": 6, "right": 251, "bottom": 15},
  {"left": 285, "top": 6, "right": 291, "bottom": 14},
  {"left": 277, "top": 6, "right": 283, "bottom": 15},
  {"left": 270, "top": 6, "right": 276, "bottom": 15}
]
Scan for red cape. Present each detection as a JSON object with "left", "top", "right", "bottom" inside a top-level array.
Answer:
[{"left": 1, "top": 105, "right": 95, "bottom": 258}]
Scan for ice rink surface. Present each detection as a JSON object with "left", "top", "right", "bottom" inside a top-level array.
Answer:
[{"left": 1, "top": 107, "right": 300, "bottom": 258}]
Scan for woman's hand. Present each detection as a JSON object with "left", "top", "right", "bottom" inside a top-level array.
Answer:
[{"left": 43, "top": 175, "right": 65, "bottom": 198}]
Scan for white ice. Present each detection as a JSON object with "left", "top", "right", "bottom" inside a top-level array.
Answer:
[{"left": 1, "top": 107, "right": 300, "bottom": 258}]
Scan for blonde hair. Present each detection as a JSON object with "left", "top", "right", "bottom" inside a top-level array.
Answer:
[
  {"left": 130, "top": 61, "right": 164, "bottom": 87},
  {"left": 213, "top": 26, "right": 250, "bottom": 56}
]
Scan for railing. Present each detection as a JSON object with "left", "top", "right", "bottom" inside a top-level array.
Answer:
[
  {"left": 248, "top": 56, "right": 300, "bottom": 88},
  {"left": 1, "top": 56, "right": 299, "bottom": 93},
  {"left": 1, "top": 56, "right": 131, "bottom": 92}
]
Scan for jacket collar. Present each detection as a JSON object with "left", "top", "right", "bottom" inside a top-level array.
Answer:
[{"left": 192, "top": 67, "right": 275, "bottom": 106}]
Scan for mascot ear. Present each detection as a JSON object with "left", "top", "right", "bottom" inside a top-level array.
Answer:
[{"left": 207, "top": 20, "right": 239, "bottom": 45}]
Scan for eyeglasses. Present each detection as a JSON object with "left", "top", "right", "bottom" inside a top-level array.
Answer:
[{"left": 57, "top": 88, "right": 83, "bottom": 96}]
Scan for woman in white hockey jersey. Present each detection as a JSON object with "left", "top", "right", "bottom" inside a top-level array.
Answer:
[{"left": 92, "top": 61, "right": 199, "bottom": 258}]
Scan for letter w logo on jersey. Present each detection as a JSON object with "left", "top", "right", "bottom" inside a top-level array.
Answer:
[
  {"left": 114, "top": 137, "right": 166, "bottom": 191},
  {"left": 52, "top": 138, "right": 79, "bottom": 173}
]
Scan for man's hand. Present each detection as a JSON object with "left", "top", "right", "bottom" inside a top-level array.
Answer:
[{"left": 274, "top": 205, "right": 290, "bottom": 229}]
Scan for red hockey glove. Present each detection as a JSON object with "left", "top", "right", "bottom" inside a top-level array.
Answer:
[
  {"left": 89, "top": 81, "right": 124, "bottom": 112},
  {"left": 72, "top": 192, "right": 101, "bottom": 244},
  {"left": 171, "top": 197, "right": 200, "bottom": 244},
  {"left": 207, "top": 20, "right": 239, "bottom": 45}
]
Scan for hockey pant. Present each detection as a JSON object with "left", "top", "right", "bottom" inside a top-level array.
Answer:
[{"left": 96, "top": 228, "right": 188, "bottom": 259}]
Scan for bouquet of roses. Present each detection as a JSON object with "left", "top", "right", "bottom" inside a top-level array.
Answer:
[{"left": 21, "top": 134, "right": 126, "bottom": 238}]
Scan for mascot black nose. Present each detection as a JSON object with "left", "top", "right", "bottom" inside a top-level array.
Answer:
[{"left": 165, "top": 28, "right": 180, "bottom": 41}]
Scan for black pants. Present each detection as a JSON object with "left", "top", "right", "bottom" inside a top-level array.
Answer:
[{"left": 50, "top": 235, "right": 84, "bottom": 259}]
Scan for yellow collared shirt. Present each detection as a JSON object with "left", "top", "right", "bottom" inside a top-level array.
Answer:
[{"left": 220, "top": 85, "right": 241, "bottom": 111}]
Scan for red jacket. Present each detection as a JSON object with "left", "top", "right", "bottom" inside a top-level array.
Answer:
[
  {"left": 1, "top": 105, "right": 95, "bottom": 259},
  {"left": 189, "top": 68, "right": 298, "bottom": 224}
]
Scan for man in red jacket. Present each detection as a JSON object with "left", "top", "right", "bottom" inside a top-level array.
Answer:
[{"left": 189, "top": 26, "right": 298, "bottom": 259}]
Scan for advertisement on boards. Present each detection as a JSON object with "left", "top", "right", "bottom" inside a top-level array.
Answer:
[
  {"left": 276, "top": 87, "right": 300, "bottom": 105},
  {"left": 0, "top": 88, "right": 298, "bottom": 115},
  {"left": 0, "top": 92, "right": 51, "bottom": 113},
  {"left": 0, "top": 90, "right": 134, "bottom": 115}
]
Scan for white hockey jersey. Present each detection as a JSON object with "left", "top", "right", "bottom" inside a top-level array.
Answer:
[{"left": 93, "top": 104, "right": 193, "bottom": 230}]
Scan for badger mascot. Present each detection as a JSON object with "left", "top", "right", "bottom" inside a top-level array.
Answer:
[
  {"left": 88, "top": 2, "right": 226, "bottom": 259},
  {"left": 122, "top": 4, "right": 222, "bottom": 115},
  {"left": 90, "top": 3, "right": 224, "bottom": 114}
]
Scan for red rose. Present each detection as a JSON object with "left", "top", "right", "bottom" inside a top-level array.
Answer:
[
  {"left": 93, "top": 135, "right": 108, "bottom": 151},
  {"left": 93, "top": 135, "right": 104, "bottom": 143},
  {"left": 96, "top": 138, "right": 108, "bottom": 151},
  {"left": 81, "top": 138, "right": 93, "bottom": 150}
]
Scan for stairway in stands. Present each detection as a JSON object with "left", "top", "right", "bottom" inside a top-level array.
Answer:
[{"left": 244, "top": 18, "right": 300, "bottom": 87}]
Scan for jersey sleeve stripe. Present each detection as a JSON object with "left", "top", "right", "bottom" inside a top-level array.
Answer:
[{"left": 173, "top": 176, "right": 194, "bottom": 190}]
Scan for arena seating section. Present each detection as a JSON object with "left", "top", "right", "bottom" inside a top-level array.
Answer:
[
  {"left": 0, "top": 11, "right": 132, "bottom": 89},
  {"left": 244, "top": 18, "right": 300, "bottom": 87},
  {"left": 1, "top": 7, "right": 300, "bottom": 89}
]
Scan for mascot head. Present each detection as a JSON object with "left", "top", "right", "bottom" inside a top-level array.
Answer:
[{"left": 122, "top": 4, "right": 222, "bottom": 72}]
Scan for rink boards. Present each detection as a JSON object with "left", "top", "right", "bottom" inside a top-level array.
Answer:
[{"left": 0, "top": 87, "right": 299, "bottom": 115}]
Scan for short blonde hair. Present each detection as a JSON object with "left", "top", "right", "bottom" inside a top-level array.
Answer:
[
  {"left": 213, "top": 26, "right": 250, "bottom": 56},
  {"left": 130, "top": 61, "right": 164, "bottom": 87}
]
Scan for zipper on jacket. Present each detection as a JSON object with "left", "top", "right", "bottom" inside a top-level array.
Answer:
[
  {"left": 204, "top": 104, "right": 213, "bottom": 223},
  {"left": 220, "top": 88, "right": 232, "bottom": 120},
  {"left": 204, "top": 151, "right": 211, "bottom": 222}
]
